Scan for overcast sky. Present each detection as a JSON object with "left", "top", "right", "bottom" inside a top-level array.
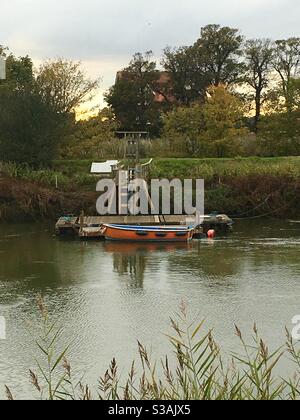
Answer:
[{"left": 1, "top": 0, "right": 300, "bottom": 106}]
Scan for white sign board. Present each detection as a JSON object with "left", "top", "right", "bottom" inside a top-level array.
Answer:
[
  {"left": 91, "top": 160, "right": 119, "bottom": 174},
  {"left": 0, "top": 57, "right": 6, "bottom": 80}
]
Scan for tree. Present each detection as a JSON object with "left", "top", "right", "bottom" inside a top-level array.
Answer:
[
  {"left": 203, "top": 85, "right": 248, "bottom": 157},
  {"left": 289, "top": 77, "right": 300, "bottom": 109},
  {"left": 273, "top": 38, "right": 300, "bottom": 114},
  {"left": 162, "top": 86, "right": 248, "bottom": 157},
  {"left": 35, "top": 59, "right": 99, "bottom": 115},
  {"left": 161, "top": 24, "right": 244, "bottom": 106},
  {"left": 0, "top": 50, "right": 74, "bottom": 166},
  {"left": 162, "top": 104, "right": 206, "bottom": 155},
  {"left": 105, "top": 52, "right": 164, "bottom": 135},
  {"left": 258, "top": 111, "right": 300, "bottom": 156},
  {"left": 244, "top": 39, "right": 274, "bottom": 131},
  {"left": 5, "top": 55, "right": 34, "bottom": 90},
  {"left": 259, "top": 76, "right": 300, "bottom": 156},
  {"left": 0, "top": 89, "right": 63, "bottom": 166},
  {"left": 61, "top": 108, "right": 120, "bottom": 159},
  {"left": 194, "top": 24, "right": 244, "bottom": 86},
  {"left": 162, "top": 46, "right": 209, "bottom": 105},
  {"left": 0, "top": 45, "right": 7, "bottom": 55},
  {"left": 0, "top": 49, "right": 33, "bottom": 91}
]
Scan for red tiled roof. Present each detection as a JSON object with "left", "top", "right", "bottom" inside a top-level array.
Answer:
[{"left": 116, "top": 71, "right": 174, "bottom": 103}]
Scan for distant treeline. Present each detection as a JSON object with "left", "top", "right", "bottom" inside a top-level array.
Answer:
[{"left": 1, "top": 24, "right": 300, "bottom": 166}]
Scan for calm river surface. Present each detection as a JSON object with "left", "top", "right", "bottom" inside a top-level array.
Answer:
[{"left": 0, "top": 219, "right": 300, "bottom": 398}]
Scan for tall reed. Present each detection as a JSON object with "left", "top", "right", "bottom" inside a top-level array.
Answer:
[{"left": 5, "top": 298, "right": 300, "bottom": 400}]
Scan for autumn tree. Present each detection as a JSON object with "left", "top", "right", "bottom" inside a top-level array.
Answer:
[
  {"left": 244, "top": 39, "right": 274, "bottom": 131},
  {"left": 0, "top": 52, "right": 79, "bottom": 166},
  {"left": 61, "top": 108, "right": 120, "bottom": 159},
  {"left": 105, "top": 51, "right": 164, "bottom": 135},
  {"left": 203, "top": 85, "right": 248, "bottom": 157},
  {"left": 0, "top": 45, "right": 7, "bottom": 55},
  {"left": 162, "top": 86, "right": 248, "bottom": 157},
  {"left": 289, "top": 78, "right": 300, "bottom": 110},
  {"left": 194, "top": 24, "right": 244, "bottom": 86},
  {"left": 273, "top": 38, "right": 300, "bottom": 114},
  {"left": 0, "top": 48, "right": 33, "bottom": 91},
  {"left": 162, "top": 104, "right": 206, "bottom": 155},
  {"left": 162, "top": 46, "right": 209, "bottom": 105},
  {"left": 35, "top": 59, "right": 99, "bottom": 115},
  {"left": 161, "top": 25, "right": 244, "bottom": 106},
  {"left": 259, "top": 75, "right": 300, "bottom": 156}
]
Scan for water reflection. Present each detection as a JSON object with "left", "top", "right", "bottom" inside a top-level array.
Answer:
[{"left": 103, "top": 242, "right": 191, "bottom": 288}]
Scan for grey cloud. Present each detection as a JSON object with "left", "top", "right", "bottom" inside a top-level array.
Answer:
[
  {"left": 1, "top": 0, "right": 300, "bottom": 93},
  {"left": 2, "top": 0, "right": 300, "bottom": 59}
]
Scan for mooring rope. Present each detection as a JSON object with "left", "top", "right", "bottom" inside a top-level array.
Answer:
[
  {"left": 232, "top": 193, "right": 298, "bottom": 220},
  {"left": 230, "top": 194, "right": 272, "bottom": 219}
]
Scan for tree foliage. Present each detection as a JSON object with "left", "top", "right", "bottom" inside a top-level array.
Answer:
[
  {"left": 0, "top": 50, "right": 33, "bottom": 91},
  {"left": 194, "top": 24, "right": 244, "bottom": 86},
  {"left": 204, "top": 86, "right": 246, "bottom": 137},
  {"left": 0, "top": 89, "right": 63, "bottom": 166},
  {"left": 61, "top": 108, "right": 121, "bottom": 159},
  {"left": 105, "top": 51, "right": 164, "bottom": 135},
  {"left": 0, "top": 52, "right": 93, "bottom": 166},
  {"left": 161, "top": 24, "right": 244, "bottom": 106},
  {"left": 3, "top": 26, "right": 300, "bottom": 165},
  {"left": 273, "top": 38, "right": 300, "bottom": 113},
  {"left": 244, "top": 39, "right": 274, "bottom": 130},
  {"left": 36, "top": 59, "right": 99, "bottom": 114},
  {"left": 162, "top": 46, "right": 209, "bottom": 105},
  {"left": 163, "top": 85, "right": 247, "bottom": 157}
]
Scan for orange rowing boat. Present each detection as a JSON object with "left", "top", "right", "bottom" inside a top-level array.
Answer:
[{"left": 101, "top": 224, "right": 194, "bottom": 242}]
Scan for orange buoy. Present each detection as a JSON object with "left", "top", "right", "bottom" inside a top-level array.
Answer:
[{"left": 207, "top": 229, "right": 216, "bottom": 239}]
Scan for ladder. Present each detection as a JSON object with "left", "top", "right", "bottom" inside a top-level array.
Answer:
[{"left": 118, "top": 170, "right": 129, "bottom": 215}]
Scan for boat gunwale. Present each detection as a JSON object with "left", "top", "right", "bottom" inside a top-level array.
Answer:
[{"left": 103, "top": 224, "right": 193, "bottom": 233}]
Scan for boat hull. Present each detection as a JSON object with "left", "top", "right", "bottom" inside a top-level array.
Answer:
[{"left": 102, "top": 225, "right": 194, "bottom": 242}]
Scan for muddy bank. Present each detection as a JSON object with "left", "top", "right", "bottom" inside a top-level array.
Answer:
[
  {"left": 205, "top": 174, "right": 300, "bottom": 219},
  {"left": 0, "top": 174, "right": 299, "bottom": 222},
  {"left": 0, "top": 178, "right": 97, "bottom": 222}
]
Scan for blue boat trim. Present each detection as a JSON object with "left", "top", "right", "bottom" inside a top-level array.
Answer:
[{"left": 107, "top": 224, "right": 192, "bottom": 232}]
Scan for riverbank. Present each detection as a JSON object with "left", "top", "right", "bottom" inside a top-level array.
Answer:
[
  {"left": 0, "top": 177, "right": 97, "bottom": 222},
  {"left": 0, "top": 157, "right": 299, "bottom": 221}
]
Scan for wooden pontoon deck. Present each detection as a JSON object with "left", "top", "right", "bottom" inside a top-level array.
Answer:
[{"left": 56, "top": 214, "right": 233, "bottom": 239}]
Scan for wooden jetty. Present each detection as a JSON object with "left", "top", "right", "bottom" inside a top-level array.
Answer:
[
  {"left": 55, "top": 213, "right": 233, "bottom": 239},
  {"left": 55, "top": 133, "right": 233, "bottom": 240}
]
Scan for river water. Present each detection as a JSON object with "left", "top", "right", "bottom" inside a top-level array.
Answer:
[{"left": 0, "top": 219, "right": 300, "bottom": 398}]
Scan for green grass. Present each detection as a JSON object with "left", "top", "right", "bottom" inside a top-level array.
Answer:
[
  {"left": 149, "top": 157, "right": 300, "bottom": 180},
  {"left": 52, "top": 159, "right": 93, "bottom": 176},
  {"left": 0, "top": 160, "right": 96, "bottom": 191},
  {"left": 2, "top": 157, "right": 298, "bottom": 189},
  {"left": 52, "top": 157, "right": 300, "bottom": 181}
]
